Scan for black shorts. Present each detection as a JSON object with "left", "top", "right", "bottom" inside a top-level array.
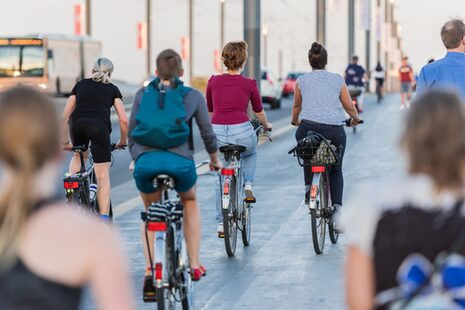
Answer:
[
  {"left": 70, "top": 117, "right": 111, "bottom": 163},
  {"left": 375, "top": 78, "right": 384, "bottom": 87}
]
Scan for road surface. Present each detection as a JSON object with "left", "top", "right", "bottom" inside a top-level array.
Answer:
[{"left": 77, "top": 92, "right": 406, "bottom": 309}]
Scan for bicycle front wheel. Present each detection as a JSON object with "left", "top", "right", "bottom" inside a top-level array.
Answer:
[
  {"left": 310, "top": 174, "right": 327, "bottom": 254},
  {"left": 241, "top": 203, "right": 251, "bottom": 246},
  {"left": 222, "top": 176, "right": 238, "bottom": 257}
]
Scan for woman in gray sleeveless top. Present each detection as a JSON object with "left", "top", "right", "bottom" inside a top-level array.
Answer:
[{"left": 291, "top": 42, "right": 362, "bottom": 222}]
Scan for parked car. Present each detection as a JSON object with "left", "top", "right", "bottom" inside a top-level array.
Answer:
[
  {"left": 282, "top": 72, "right": 305, "bottom": 97},
  {"left": 261, "top": 69, "right": 282, "bottom": 109}
]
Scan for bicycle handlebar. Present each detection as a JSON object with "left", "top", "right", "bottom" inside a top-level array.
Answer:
[{"left": 344, "top": 118, "right": 364, "bottom": 127}]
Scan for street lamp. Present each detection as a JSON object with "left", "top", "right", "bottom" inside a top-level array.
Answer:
[
  {"left": 220, "top": 0, "right": 225, "bottom": 49},
  {"left": 262, "top": 23, "right": 269, "bottom": 67}
]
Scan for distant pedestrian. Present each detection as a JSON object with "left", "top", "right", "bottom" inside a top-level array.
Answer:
[
  {"left": 417, "top": 19, "right": 465, "bottom": 100},
  {"left": 428, "top": 58, "right": 435, "bottom": 64},
  {"left": 373, "top": 61, "right": 385, "bottom": 103},
  {"left": 398, "top": 56, "right": 414, "bottom": 110},
  {"left": 343, "top": 90, "right": 465, "bottom": 310}
]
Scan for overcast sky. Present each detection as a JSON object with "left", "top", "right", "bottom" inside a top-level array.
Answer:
[
  {"left": 0, "top": 0, "right": 463, "bottom": 82},
  {"left": 396, "top": 0, "right": 464, "bottom": 73}
]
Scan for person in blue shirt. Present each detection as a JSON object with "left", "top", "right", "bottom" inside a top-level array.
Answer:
[
  {"left": 417, "top": 19, "right": 465, "bottom": 100},
  {"left": 345, "top": 56, "right": 368, "bottom": 111}
]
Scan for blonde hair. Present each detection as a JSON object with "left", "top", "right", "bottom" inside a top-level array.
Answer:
[
  {"left": 92, "top": 57, "right": 114, "bottom": 84},
  {"left": 401, "top": 91, "right": 465, "bottom": 191},
  {"left": 0, "top": 87, "right": 60, "bottom": 270}
]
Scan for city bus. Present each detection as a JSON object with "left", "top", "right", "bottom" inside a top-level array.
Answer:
[{"left": 0, "top": 35, "right": 101, "bottom": 95}]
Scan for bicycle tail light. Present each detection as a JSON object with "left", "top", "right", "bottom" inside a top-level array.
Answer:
[
  {"left": 63, "top": 181, "right": 79, "bottom": 189},
  {"left": 310, "top": 185, "right": 318, "bottom": 199},
  {"left": 311, "top": 166, "right": 326, "bottom": 173},
  {"left": 221, "top": 168, "right": 235, "bottom": 176},
  {"left": 147, "top": 222, "right": 167, "bottom": 232},
  {"left": 155, "top": 263, "right": 163, "bottom": 280}
]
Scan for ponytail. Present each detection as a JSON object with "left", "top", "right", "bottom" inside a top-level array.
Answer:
[
  {"left": 0, "top": 86, "right": 60, "bottom": 271},
  {"left": 91, "top": 57, "right": 114, "bottom": 84}
]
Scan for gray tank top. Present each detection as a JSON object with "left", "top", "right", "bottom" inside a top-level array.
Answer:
[{"left": 297, "top": 70, "right": 346, "bottom": 126}]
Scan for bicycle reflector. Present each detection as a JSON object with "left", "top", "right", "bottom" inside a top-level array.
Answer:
[
  {"left": 311, "top": 185, "right": 318, "bottom": 199},
  {"left": 221, "top": 168, "right": 235, "bottom": 176},
  {"left": 147, "top": 222, "right": 167, "bottom": 232},
  {"left": 63, "top": 181, "right": 79, "bottom": 189},
  {"left": 311, "top": 166, "right": 326, "bottom": 173},
  {"left": 155, "top": 263, "right": 163, "bottom": 280}
]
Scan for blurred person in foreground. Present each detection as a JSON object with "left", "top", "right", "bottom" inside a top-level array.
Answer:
[
  {"left": 417, "top": 19, "right": 465, "bottom": 100},
  {"left": 343, "top": 91, "right": 465, "bottom": 309},
  {"left": 0, "top": 87, "right": 134, "bottom": 310}
]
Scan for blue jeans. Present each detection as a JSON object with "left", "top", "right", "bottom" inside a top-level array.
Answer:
[{"left": 213, "top": 121, "right": 257, "bottom": 224}]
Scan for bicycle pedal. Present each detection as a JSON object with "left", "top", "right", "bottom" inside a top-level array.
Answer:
[
  {"left": 244, "top": 197, "right": 256, "bottom": 203},
  {"left": 143, "top": 295, "right": 157, "bottom": 303}
]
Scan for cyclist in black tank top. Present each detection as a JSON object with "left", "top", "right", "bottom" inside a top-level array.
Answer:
[
  {"left": 0, "top": 199, "right": 82, "bottom": 310},
  {"left": 0, "top": 87, "right": 134, "bottom": 310}
]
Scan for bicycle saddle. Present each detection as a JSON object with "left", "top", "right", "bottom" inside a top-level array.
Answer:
[
  {"left": 72, "top": 145, "right": 87, "bottom": 152},
  {"left": 219, "top": 144, "right": 246, "bottom": 154}
]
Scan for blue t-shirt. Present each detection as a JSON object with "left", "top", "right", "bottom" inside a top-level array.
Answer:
[{"left": 345, "top": 64, "right": 366, "bottom": 87}]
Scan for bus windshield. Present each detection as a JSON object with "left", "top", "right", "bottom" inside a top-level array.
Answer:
[{"left": 0, "top": 45, "right": 45, "bottom": 77}]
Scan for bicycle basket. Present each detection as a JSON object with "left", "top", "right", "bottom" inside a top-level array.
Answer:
[{"left": 291, "top": 135, "right": 339, "bottom": 167}]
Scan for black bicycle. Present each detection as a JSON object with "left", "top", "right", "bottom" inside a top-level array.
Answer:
[
  {"left": 63, "top": 143, "right": 124, "bottom": 217},
  {"left": 289, "top": 120, "right": 362, "bottom": 254},
  {"left": 141, "top": 175, "right": 195, "bottom": 310}
]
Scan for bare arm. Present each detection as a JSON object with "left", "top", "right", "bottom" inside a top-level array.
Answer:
[
  {"left": 340, "top": 84, "right": 361, "bottom": 121},
  {"left": 346, "top": 245, "right": 375, "bottom": 310},
  {"left": 291, "top": 84, "right": 302, "bottom": 125},
  {"left": 113, "top": 98, "right": 128, "bottom": 147},
  {"left": 254, "top": 110, "right": 272, "bottom": 130},
  {"left": 62, "top": 95, "right": 76, "bottom": 147}
]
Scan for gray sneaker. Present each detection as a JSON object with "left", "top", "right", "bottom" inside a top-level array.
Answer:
[
  {"left": 244, "top": 183, "right": 255, "bottom": 200},
  {"left": 332, "top": 204, "right": 344, "bottom": 234}
]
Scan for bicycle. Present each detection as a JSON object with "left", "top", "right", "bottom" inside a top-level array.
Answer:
[
  {"left": 289, "top": 121, "right": 361, "bottom": 255},
  {"left": 348, "top": 88, "right": 363, "bottom": 134},
  {"left": 63, "top": 143, "right": 123, "bottom": 217},
  {"left": 141, "top": 161, "right": 209, "bottom": 309},
  {"left": 219, "top": 123, "right": 271, "bottom": 257}
]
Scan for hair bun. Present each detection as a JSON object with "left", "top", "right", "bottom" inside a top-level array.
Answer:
[{"left": 311, "top": 42, "right": 322, "bottom": 54}]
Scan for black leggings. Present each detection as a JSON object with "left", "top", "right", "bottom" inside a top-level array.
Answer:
[{"left": 295, "top": 120, "right": 347, "bottom": 205}]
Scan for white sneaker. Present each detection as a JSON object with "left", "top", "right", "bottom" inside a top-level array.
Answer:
[
  {"left": 400, "top": 105, "right": 405, "bottom": 110},
  {"left": 217, "top": 224, "right": 224, "bottom": 238},
  {"left": 244, "top": 183, "right": 255, "bottom": 199}
]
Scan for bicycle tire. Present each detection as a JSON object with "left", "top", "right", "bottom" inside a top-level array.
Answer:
[
  {"left": 157, "top": 229, "right": 176, "bottom": 310},
  {"left": 241, "top": 203, "right": 251, "bottom": 246},
  {"left": 180, "top": 243, "right": 194, "bottom": 310},
  {"left": 222, "top": 176, "right": 238, "bottom": 257},
  {"left": 328, "top": 222, "right": 339, "bottom": 244},
  {"left": 310, "top": 175, "right": 327, "bottom": 255}
]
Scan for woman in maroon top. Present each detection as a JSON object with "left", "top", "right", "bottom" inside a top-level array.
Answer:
[{"left": 206, "top": 41, "right": 272, "bottom": 236}]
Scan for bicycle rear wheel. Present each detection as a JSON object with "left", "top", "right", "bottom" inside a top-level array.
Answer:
[
  {"left": 157, "top": 229, "right": 176, "bottom": 310},
  {"left": 241, "top": 203, "right": 251, "bottom": 246},
  {"left": 179, "top": 242, "right": 194, "bottom": 309},
  {"left": 222, "top": 176, "right": 238, "bottom": 257},
  {"left": 310, "top": 174, "right": 327, "bottom": 254}
]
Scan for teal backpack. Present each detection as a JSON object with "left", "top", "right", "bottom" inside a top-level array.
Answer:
[{"left": 130, "top": 78, "right": 191, "bottom": 149}]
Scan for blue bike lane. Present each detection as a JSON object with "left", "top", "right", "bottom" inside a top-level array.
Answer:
[{"left": 81, "top": 93, "right": 406, "bottom": 309}]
